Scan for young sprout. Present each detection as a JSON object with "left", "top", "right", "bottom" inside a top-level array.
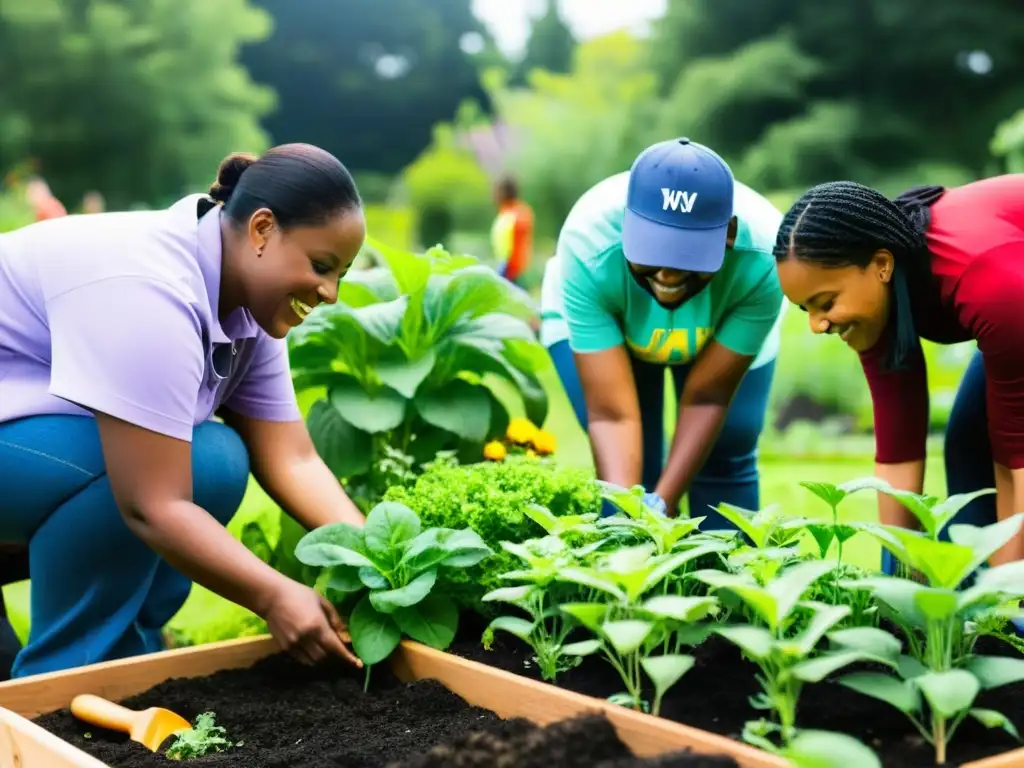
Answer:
[{"left": 166, "top": 712, "right": 235, "bottom": 760}]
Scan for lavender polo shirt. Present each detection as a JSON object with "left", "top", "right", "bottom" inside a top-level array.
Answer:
[{"left": 0, "top": 194, "right": 301, "bottom": 442}]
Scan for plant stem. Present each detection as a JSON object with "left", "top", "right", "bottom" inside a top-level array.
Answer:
[
  {"left": 363, "top": 664, "right": 373, "bottom": 693},
  {"left": 934, "top": 714, "right": 946, "bottom": 765}
]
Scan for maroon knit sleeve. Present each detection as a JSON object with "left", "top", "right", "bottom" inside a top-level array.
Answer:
[
  {"left": 955, "top": 244, "right": 1024, "bottom": 468},
  {"left": 859, "top": 337, "right": 929, "bottom": 464}
]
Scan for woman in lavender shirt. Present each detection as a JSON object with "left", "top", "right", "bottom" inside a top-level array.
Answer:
[{"left": 0, "top": 144, "right": 367, "bottom": 677}]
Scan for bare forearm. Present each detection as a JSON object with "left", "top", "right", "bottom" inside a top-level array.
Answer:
[
  {"left": 589, "top": 417, "right": 643, "bottom": 489},
  {"left": 253, "top": 453, "right": 366, "bottom": 530},
  {"left": 875, "top": 460, "right": 925, "bottom": 529},
  {"left": 126, "top": 500, "right": 284, "bottom": 616},
  {"left": 655, "top": 404, "right": 728, "bottom": 512},
  {"left": 992, "top": 464, "right": 1024, "bottom": 565}
]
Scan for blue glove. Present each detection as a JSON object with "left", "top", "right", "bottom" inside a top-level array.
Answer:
[{"left": 642, "top": 491, "right": 668, "bottom": 516}]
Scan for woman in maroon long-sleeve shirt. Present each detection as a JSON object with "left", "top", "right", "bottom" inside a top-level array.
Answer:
[{"left": 772, "top": 175, "right": 1024, "bottom": 571}]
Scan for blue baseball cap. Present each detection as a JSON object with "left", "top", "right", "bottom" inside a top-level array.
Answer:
[{"left": 621, "top": 137, "right": 735, "bottom": 273}]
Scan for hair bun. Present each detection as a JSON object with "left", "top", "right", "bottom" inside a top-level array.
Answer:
[{"left": 208, "top": 152, "right": 257, "bottom": 204}]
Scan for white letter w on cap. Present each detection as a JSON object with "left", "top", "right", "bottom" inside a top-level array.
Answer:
[{"left": 661, "top": 188, "right": 697, "bottom": 213}]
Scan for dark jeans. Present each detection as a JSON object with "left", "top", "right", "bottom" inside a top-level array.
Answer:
[
  {"left": 0, "top": 415, "right": 249, "bottom": 677},
  {"left": 547, "top": 340, "right": 775, "bottom": 527}
]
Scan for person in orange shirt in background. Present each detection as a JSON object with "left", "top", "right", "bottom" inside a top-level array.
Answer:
[
  {"left": 490, "top": 176, "right": 534, "bottom": 287},
  {"left": 25, "top": 177, "right": 67, "bottom": 222}
]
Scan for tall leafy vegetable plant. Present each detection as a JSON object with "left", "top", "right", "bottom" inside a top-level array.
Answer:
[
  {"left": 288, "top": 239, "right": 550, "bottom": 509},
  {"left": 294, "top": 500, "right": 492, "bottom": 688}
]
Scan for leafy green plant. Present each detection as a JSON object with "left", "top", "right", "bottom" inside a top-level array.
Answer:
[
  {"left": 481, "top": 535, "right": 588, "bottom": 682},
  {"left": 294, "top": 500, "right": 492, "bottom": 688},
  {"left": 290, "top": 239, "right": 550, "bottom": 510},
  {"left": 836, "top": 510, "right": 1024, "bottom": 764},
  {"left": 166, "top": 712, "right": 235, "bottom": 760},
  {"left": 556, "top": 543, "right": 723, "bottom": 713},
  {"left": 597, "top": 482, "right": 712, "bottom": 555},
  {"left": 695, "top": 560, "right": 898, "bottom": 757}
]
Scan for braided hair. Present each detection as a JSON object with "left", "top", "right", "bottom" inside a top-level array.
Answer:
[{"left": 773, "top": 181, "right": 946, "bottom": 370}]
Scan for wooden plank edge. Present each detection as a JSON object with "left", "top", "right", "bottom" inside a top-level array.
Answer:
[
  {"left": 14, "top": 635, "right": 1017, "bottom": 768},
  {"left": 0, "top": 635, "right": 279, "bottom": 719},
  {"left": 391, "top": 639, "right": 790, "bottom": 768},
  {"left": 962, "top": 746, "right": 1024, "bottom": 767},
  {"left": 0, "top": 708, "right": 108, "bottom": 768}
]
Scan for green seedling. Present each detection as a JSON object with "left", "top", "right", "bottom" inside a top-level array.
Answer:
[
  {"left": 295, "top": 500, "right": 492, "bottom": 688},
  {"left": 596, "top": 482, "right": 709, "bottom": 554},
  {"left": 713, "top": 502, "right": 807, "bottom": 551},
  {"left": 481, "top": 536, "right": 587, "bottom": 681},
  {"left": 695, "top": 560, "right": 900, "bottom": 748},
  {"left": 555, "top": 544, "right": 721, "bottom": 713},
  {"left": 798, "top": 481, "right": 861, "bottom": 567},
  {"left": 166, "top": 712, "right": 235, "bottom": 760},
  {"left": 837, "top": 514, "right": 1024, "bottom": 764},
  {"left": 524, "top": 503, "right": 602, "bottom": 539}
]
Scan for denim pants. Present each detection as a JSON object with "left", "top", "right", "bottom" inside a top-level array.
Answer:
[
  {"left": 547, "top": 340, "right": 775, "bottom": 527},
  {"left": 882, "top": 349, "right": 1000, "bottom": 575},
  {"left": 0, "top": 415, "right": 249, "bottom": 677}
]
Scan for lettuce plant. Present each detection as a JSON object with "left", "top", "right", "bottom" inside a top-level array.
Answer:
[
  {"left": 837, "top": 512, "right": 1024, "bottom": 764},
  {"left": 695, "top": 560, "right": 898, "bottom": 756},
  {"left": 294, "top": 500, "right": 491, "bottom": 687}
]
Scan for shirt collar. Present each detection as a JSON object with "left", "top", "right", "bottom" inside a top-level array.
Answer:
[{"left": 195, "top": 203, "right": 259, "bottom": 344}]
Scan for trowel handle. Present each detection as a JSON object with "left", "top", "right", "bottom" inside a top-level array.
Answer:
[{"left": 70, "top": 694, "right": 137, "bottom": 733}]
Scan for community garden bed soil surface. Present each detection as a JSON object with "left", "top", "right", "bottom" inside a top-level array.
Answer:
[
  {"left": 451, "top": 614, "right": 1024, "bottom": 768},
  {"left": 33, "top": 650, "right": 738, "bottom": 768}
]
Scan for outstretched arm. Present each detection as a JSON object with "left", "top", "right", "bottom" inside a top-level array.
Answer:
[
  {"left": 655, "top": 342, "right": 753, "bottom": 513},
  {"left": 574, "top": 345, "right": 643, "bottom": 488},
  {"left": 221, "top": 412, "right": 365, "bottom": 529}
]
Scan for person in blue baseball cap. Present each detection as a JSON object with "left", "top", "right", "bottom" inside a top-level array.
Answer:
[{"left": 539, "top": 138, "right": 787, "bottom": 524}]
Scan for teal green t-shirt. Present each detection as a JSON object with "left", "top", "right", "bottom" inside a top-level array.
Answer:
[{"left": 539, "top": 172, "right": 786, "bottom": 369}]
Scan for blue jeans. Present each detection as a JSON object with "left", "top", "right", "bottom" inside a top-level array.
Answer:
[
  {"left": 547, "top": 340, "right": 775, "bottom": 528},
  {"left": 0, "top": 415, "right": 249, "bottom": 677}
]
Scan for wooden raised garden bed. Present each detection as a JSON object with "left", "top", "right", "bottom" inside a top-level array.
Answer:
[{"left": 0, "top": 635, "right": 781, "bottom": 768}]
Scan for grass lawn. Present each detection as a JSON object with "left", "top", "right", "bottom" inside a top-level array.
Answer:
[{"left": 1, "top": 363, "right": 949, "bottom": 647}]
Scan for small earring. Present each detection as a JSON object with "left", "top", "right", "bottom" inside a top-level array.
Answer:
[{"left": 256, "top": 247, "right": 263, "bottom": 258}]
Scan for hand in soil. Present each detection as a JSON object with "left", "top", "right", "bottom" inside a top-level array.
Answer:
[{"left": 263, "top": 580, "right": 362, "bottom": 668}]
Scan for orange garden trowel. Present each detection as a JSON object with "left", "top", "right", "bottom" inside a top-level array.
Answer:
[{"left": 71, "top": 694, "right": 192, "bottom": 752}]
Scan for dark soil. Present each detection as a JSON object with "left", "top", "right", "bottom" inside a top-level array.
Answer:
[
  {"left": 451, "top": 614, "right": 1024, "bottom": 768},
  {"left": 34, "top": 651, "right": 738, "bottom": 768}
]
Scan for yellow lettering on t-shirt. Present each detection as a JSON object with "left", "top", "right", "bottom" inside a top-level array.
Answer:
[
  {"left": 627, "top": 327, "right": 715, "bottom": 364},
  {"left": 658, "top": 330, "right": 692, "bottom": 363},
  {"left": 629, "top": 328, "right": 666, "bottom": 357},
  {"left": 696, "top": 327, "right": 712, "bottom": 353}
]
